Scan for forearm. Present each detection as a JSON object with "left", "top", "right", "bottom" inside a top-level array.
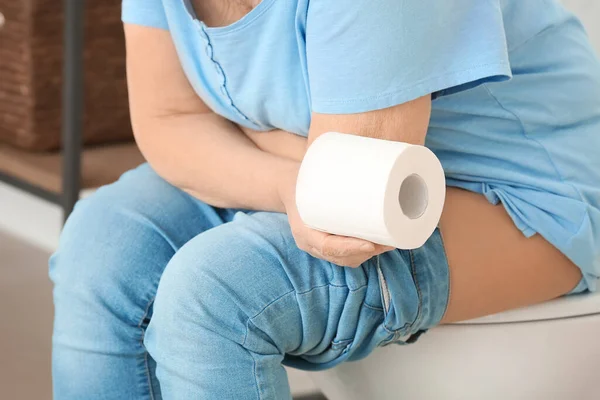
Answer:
[
  {"left": 242, "top": 127, "right": 307, "bottom": 163},
  {"left": 134, "top": 112, "right": 299, "bottom": 212}
]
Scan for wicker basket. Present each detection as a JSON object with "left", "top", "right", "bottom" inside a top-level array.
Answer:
[{"left": 0, "top": 0, "right": 132, "bottom": 151}]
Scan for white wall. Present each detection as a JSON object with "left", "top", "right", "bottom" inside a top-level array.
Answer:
[{"left": 562, "top": 0, "right": 600, "bottom": 53}]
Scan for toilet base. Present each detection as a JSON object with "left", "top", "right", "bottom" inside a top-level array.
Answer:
[{"left": 311, "top": 313, "right": 600, "bottom": 400}]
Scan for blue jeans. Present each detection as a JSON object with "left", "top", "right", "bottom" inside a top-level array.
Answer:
[{"left": 50, "top": 164, "right": 450, "bottom": 399}]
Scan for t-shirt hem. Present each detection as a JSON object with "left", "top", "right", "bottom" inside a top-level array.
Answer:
[{"left": 122, "top": 2, "right": 169, "bottom": 30}]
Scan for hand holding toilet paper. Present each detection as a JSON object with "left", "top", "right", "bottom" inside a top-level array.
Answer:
[{"left": 295, "top": 132, "right": 446, "bottom": 250}]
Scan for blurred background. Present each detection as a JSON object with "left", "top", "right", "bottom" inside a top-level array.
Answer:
[{"left": 0, "top": 1, "right": 597, "bottom": 399}]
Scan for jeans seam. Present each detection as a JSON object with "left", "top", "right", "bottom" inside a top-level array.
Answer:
[
  {"left": 376, "top": 256, "right": 412, "bottom": 334},
  {"left": 143, "top": 351, "right": 156, "bottom": 400},
  {"left": 249, "top": 289, "right": 295, "bottom": 321},
  {"left": 138, "top": 297, "right": 157, "bottom": 400},
  {"left": 376, "top": 256, "right": 397, "bottom": 335},
  {"left": 242, "top": 280, "right": 375, "bottom": 375},
  {"left": 408, "top": 250, "right": 423, "bottom": 332},
  {"left": 437, "top": 229, "right": 452, "bottom": 322},
  {"left": 247, "top": 282, "right": 371, "bottom": 324},
  {"left": 314, "top": 283, "right": 369, "bottom": 291},
  {"left": 376, "top": 256, "right": 391, "bottom": 314},
  {"left": 384, "top": 322, "right": 410, "bottom": 336},
  {"left": 243, "top": 290, "right": 297, "bottom": 346},
  {"left": 138, "top": 297, "right": 155, "bottom": 328},
  {"left": 243, "top": 281, "right": 374, "bottom": 347},
  {"left": 297, "top": 283, "right": 369, "bottom": 296},
  {"left": 378, "top": 254, "right": 416, "bottom": 336},
  {"left": 247, "top": 349, "right": 262, "bottom": 400},
  {"left": 363, "top": 303, "right": 384, "bottom": 312}
]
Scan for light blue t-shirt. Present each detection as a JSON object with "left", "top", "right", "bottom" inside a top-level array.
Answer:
[{"left": 123, "top": 0, "right": 600, "bottom": 292}]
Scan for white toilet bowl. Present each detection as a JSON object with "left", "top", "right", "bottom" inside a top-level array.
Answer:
[{"left": 312, "top": 288, "right": 600, "bottom": 400}]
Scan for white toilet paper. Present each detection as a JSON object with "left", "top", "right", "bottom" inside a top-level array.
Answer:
[{"left": 296, "top": 132, "right": 446, "bottom": 250}]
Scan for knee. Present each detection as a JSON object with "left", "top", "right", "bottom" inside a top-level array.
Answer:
[
  {"left": 57, "top": 163, "right": 184, "bottom": 246},
  {"left": 49, "top": 164, "right": 188, "bottom": 322},
  {"left": 148, "top": 213, "right": 298, "bottom": 347}
]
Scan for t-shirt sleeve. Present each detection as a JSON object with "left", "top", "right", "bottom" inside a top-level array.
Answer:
[
  {"left": 122, "top": 0, "right": 169, "bottom": 30},
  {"left": 306, "top": 0, "right": 512, "bottom": 114}
]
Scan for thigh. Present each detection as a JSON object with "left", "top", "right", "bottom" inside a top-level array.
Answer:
[
  {"left": 147, "top": 211, "right": 380, "bottom": 356},
  {"left": 439, "top": 187, "right": 583, "bottom": 323},
  {"left": 147, "top": 212, "right": 390, "bottom": 398},
  {"left": 50, "top": 163, "right": 238, "bottom": 399}
]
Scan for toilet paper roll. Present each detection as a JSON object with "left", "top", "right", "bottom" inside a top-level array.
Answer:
[{"left": 296, "top": 132, "right": 446, "bottom": 250}]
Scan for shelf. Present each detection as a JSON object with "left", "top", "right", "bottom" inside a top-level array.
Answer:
[{"left": 0, "top": 142, "right": 145, "bottom": 195}]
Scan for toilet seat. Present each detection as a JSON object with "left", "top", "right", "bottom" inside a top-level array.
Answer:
[{"left": 456, "top": 282, "right": 600, "bottom": 325}]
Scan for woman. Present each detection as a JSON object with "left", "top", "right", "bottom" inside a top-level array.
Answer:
[{"left": 50, "top": 0, "right": 600, "bottom": 398}]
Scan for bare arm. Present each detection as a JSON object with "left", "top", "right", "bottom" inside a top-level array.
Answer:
[
  {"left": 242, "top": 127, "right": 306, "bottom": 163},
  {"left": 124, "top": 24, "right": 298, "bottom": 212},
  {"left": 307, "top": 95, "right": 431, "bottom": 146},
  {"left": 242, "top": 96, "right": 432, "bottom": 162}
]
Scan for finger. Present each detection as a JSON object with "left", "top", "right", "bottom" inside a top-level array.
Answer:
[
  {"left": 328, "top": 254, "right": 373, "bottom": 268},
  {"left": 306, "top": 239, "right": 396, "bottom": 260},
  {"left": 302, "top": 229, "right": 330, "bottom": 255},
  {"left": 326, "top": 246, "right": 394, "bottom": 267},
  {"left": 320, "top": 235, "right": 375, "bottom": 257},
  {"left": 342, "top": 246, "right": 395, "bottom": 266},
  {"left": 306, "top": 245, "right": 359, "bottom": 267}
]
